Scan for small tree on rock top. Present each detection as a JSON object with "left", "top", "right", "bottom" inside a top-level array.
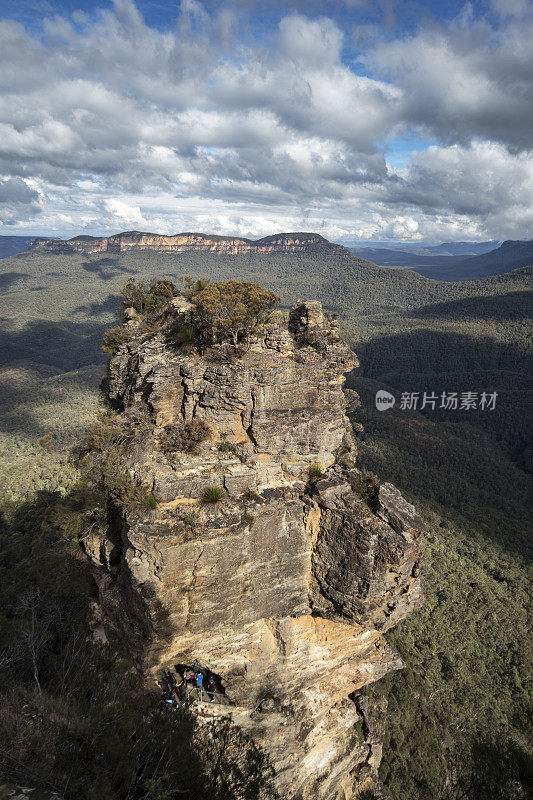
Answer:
[
  {"left": 120, "top": 277, "right": 176, "bottom": 318},
  {"left": 191, "top": 281, "right": 280, "bottom": 346}
]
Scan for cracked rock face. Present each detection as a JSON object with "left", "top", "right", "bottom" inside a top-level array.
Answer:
[{"left": 86, "top": 300, "right": 424, "bottom": 800}]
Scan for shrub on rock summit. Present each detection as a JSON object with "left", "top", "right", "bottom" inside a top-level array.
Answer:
[
  {"left": 102, "top": 325, "right": 132, "bottom": 353},
  {"left": 191, "top": 281, "right": 280, "bottom": 346},
  {"left": 120, "top": 277, "right": 177, "bottom": 318}
]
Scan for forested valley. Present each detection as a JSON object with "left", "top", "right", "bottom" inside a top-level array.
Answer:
[{"left": 0, "top": 244, "right": 531, "bottom": 799}]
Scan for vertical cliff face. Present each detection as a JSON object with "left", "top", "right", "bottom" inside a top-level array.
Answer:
[
  {"left": 86, "top": 300, "right": 424, "bottom": 800},
  {"left": 29, "top": 230, "right": 350, "bottom": 256}
]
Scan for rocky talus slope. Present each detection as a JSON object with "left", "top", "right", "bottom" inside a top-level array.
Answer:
[
  {"left": 85, "top": 300, "right": 424, "bottom": 800},
  {"left": 30, "top": 230, "right": 349, "bottom": 256}
]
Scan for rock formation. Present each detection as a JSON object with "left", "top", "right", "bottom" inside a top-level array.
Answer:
[
  {"left": 85, "top": 298, "right": 424, "bottom": 800},
  {"left": 30, "top": 230, "right": 348, "bottom": 256}
]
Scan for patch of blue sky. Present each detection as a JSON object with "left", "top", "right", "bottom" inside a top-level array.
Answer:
[
  {"left": 1, "top": 0, "right": 91, "bottom": 31},
  {"left": 2, "top": 0, "right": 495, "bottom": 40},
  {"left": 76, "top": 171, "right": 105, "bottom": 182},
  {"left": 382, "top": 135, "right": 440, "bottom": 169}
]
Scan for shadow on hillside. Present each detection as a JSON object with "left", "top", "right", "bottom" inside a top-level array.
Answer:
[
  {"left": 0, "top": 317, "right": 108, "bottom": 371},
  {"left": 348, "top": 376, "right": 533, "bottom": 560},
  {"left": 74, "top": 293, "right": 119, "bottom": 317},
  {"left": 0, "top": 271, "right": 28, "bottom": 291},
  {"left": 0, "top": 364, "right": 102, "bottom": 439},
  {"left": 355, "top": 327, "right": 533, "bottom": 380},
  {"left": 0, "top": 314, "right": 109, "bottom": 439},
  {"left": 409, "top": 291, "right": 533, "bottom": 321},
  {"left": 82, "top": 257, "right": 137, "bottom": 281}
]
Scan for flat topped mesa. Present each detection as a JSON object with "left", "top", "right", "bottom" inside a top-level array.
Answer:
[
  {"left": 84, "top": 290, "right": 424, "bottom": 800},
  {"left": 29, "top": 230, "right": 346, "bottom": 255}
]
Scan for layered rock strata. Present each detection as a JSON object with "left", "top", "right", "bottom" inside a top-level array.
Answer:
[
  {"left": 30, "top": 230, "right": 344, "bottom": 256},
  {"left": 86, "top": 300, "right": 424, "bottom": 800}
]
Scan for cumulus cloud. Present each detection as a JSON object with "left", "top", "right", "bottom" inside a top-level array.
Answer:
[
  {"left": 368, "top": 3, "right": 533, "bottom": 150},
  {"left": 382, "top": 141, "right": 533, "bottom": 216},
  {"left": 103, "top": 198, "right": 147, "bottom": 227},
  {"left": 0, "top": 0, "right": 531, "bottom": 240},
  {"left": 0, "top": 177, "right": 41, "bottom": 224}
]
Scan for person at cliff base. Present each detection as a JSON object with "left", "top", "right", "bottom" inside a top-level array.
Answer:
[
  {"left": 195, "top": 671, "right": 204, "bottom": 698},
  {"left": 170, "top": 686, "right": 180, "bottom": 708},
  {"left": 177, "top": 675, "right": 187, "bottom": 701},
  {"left": 206, "top": 676, "right": 216, "bottom": 702},
  {"left": 160, "top": 688, "right": 175, "bottom": 712}
]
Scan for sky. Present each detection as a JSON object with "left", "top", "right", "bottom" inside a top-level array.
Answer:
[{"left": 0, "top": 0, "right": 532, "bottom": 243}]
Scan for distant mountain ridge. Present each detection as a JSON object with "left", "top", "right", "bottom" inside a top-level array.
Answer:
[
  {"left": 446, "top": 239, "right": 533, "bottom": 279},
  {"left": 30, "top": 230, "right": 351, "bottom": 256},
  {"left": 0, "top": 235, "right": 39, "bottom": 259},
  {"left": 351, "top": 239, "right": 533, "bottom": 281},
  {"left": 421, "top": 241, "right": 500, "bottom": 256},
  {"left": 352, "top": 240, "right": 499, "bottom": 257},
  {"left": 14, "top": 230, "right": 533, "bottom": 280}
]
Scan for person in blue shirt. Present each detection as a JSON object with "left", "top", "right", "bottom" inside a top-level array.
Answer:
[{"left": 195, "top": 671, "right": 204, "bottom": 697}]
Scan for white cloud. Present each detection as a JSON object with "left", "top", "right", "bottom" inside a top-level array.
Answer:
[
  {"left": 368, "top": 2, "right": 533, "bottom": 150},
  {"left": 103, "top": 198, "right": 146, "bottom": 227},
  {"left": 0, "top": 176, "right": 41, "bottom": 224},
  {"left": 0, "top": 0, "right": 531, "bottom": 241}
]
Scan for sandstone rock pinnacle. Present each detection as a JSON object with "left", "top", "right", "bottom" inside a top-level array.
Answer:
[{"left": 84, "top": 298, "right": 424, "bottom": 800}]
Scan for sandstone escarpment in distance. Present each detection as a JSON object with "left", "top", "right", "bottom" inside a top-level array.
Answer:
[
  {"left": 85, "top": 297, "right": 424, "bottom": 800},
  {"left": 30, "top": 230, "right": 351, "bottom": 256}
]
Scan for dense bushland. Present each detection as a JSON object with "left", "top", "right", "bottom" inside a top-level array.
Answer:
[{"left": 350, "top": 387, "right": 533, "bottom": 800}]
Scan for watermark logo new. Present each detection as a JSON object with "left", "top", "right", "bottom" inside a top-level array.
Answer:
[
  {"left": 375, "top": 390, "right": 395, "bottom": 411},
  {"left": 373, "top": 389, "right": 498, "bottom": 412}
]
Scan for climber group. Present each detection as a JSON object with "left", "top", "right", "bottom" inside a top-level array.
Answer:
[{"left": 160, "top": 666, "right": 218, "bottom": 711}]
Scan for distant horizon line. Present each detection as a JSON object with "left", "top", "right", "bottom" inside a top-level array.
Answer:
[{"left": 0, "top": 230, "right": 513, "bottom": 248}]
